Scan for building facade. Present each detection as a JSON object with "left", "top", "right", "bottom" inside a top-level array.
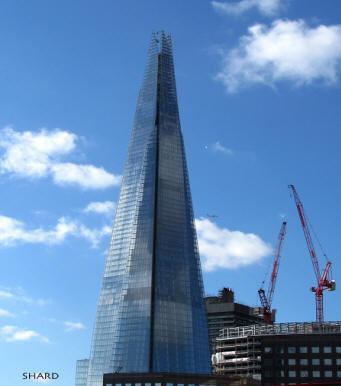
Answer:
[
  {"left": 205, "top": 288, "right": 265, "bottom": 345},
  {"left": 76, "top": 32, "right": 211, "bottom": 386},
  {"left": 212, "top": 321, "right": 341, "bottom": 385}
]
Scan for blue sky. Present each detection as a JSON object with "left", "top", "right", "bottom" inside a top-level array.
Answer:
[{"left": 0, "top": 0, "right": 341, "bottom": 384}]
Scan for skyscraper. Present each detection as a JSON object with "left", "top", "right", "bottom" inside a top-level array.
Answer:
[{"left": 76, "top": 32, "right": 211, "bottom": 386}]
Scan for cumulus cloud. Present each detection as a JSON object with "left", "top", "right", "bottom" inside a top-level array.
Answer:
[
  {"left": 212, "top": 141, "right": 234, "bottom": 155},
  {"left": 212, "top": 0, "right": 281, "bottom": 16},
  {"left": 0, "top": 309, "right": 15, "bottom": 317},
  {"left": 84, "top": 201, "right": 116, "bottom": 215},
  {"left": 216, "top": 19, "right": 341, "bottom": 92},
  {"left": 0, "top": 325, "right": 49, "bottom": 343},
  {"left": 0, "top": 287, "right": 48, "bottom": 307},
  {"left": 0, "top": 127, "right": 121, "bottom": 189},
  {"left": 196, "top": 218, "right": 272, "bottom": 271},
  {"left": 64, "top": 321, "right": 86, "bottom": 332},
  {"left": 0, "top": 214, "right": 111, "bottom": 247}
]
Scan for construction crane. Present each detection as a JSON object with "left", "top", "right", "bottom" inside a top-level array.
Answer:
[
  {"left": 288, "top": 184, "right": 336, "bottom": 322},
  {"left": 258, "top": 221, "right": 287, "bottom": 324}
]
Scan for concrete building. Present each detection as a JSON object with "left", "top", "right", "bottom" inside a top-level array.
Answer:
[
  {"left": 205, "top": 288, "right": 265, "bottom": 344},
  {"left": 212, "top": 321, "right": 341, "bottom": 385}
]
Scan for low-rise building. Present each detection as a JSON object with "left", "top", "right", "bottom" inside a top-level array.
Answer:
[{"left": 212, "top": 321, "right": 341, "bottom": 386}]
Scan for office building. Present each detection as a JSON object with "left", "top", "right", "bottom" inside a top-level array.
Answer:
[
  {"left": 76, "top": 32, "right": 211, "bottom": 386},
  {"left": 205, "top": 288, "right": 265, "bottom": 344},
  {"left": 212, "top": 321, "right": 341, "bottom": 385}
]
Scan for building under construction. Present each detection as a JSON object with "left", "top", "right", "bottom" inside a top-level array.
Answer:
[
  {"left": 205, "top": 288, "right": 266, "bottom": 345},
  {"left": 212, "top": 321, "right": 341, "bottom": 385}
]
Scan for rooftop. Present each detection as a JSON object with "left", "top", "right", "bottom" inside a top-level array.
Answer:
[{"left": 216, "top": 321, "right": 341, "bottom": 340}]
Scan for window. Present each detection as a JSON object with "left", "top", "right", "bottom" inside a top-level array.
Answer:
[
  {"left": 313, "top": 371, "right": 320, "bottom": 377},
  {"left": 107, "top": 384, "right": 113, "bottom": 386},
  {"left": 324, "top": 358, "right": 332, "bottom": 365},
  {"left": 300, "top": 370, "right": 308, "bottom": 377},
  {"left": 155, "top": 383, "right": 161, "bottom": 386},
  {"left": 336, "top": 358, "right": 341, "bottom": 365},
  {"left": 300, "top": 346, "right": 308, "bottom": 353},
  {"left": 324, "top": 346, "right": 332, "bottom": 353},
  {"left": 264, "top": 346, "right": 272, "bottom": 353},
  {"left": 312, "top": 358, "right": 320, "bottom": 365},
  {"left": 288, "top": 359, "right": 296, "bottom": 366},
  {"left": 135, "top": 384, "right": 141, "bottom": 386},
  {"left": 276, "top": 346, "right": 284, "bottom": 354},
  {"left": 264, "top": 359, "right": 273, "bottom": 365},
  {"left": 300, "top": 358, "right": 308, "bottom": 365},
  {"left": 276, "top": 370, "right": 285, "bottom": 377},
  {"left": 264, "top": 370, "right": 272, "bottom": 377},
  {"left": 126, "top": 383, "right": 132, "bottom": 386},
  {"left": 312, "top": 346, "right": 319, "bottom": 353},
  {"left": 288, "top": 346, "right": 296, "bottom": 353},
  {"left": 324, "top": 370, "right": 333, "bottom": 377},
  {"left": 336, "top": 346, "right": 341, "bottom": 353},
  {"left": 288, "top": 370, "right": 296, "bottom": 377},
  {"left": 337, "top": 371, "right": 341, "bottom": 377}
]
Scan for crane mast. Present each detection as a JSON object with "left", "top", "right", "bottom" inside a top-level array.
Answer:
[
  {"left": 258, "top": 221, "right": 287, "bottom": 324},
  {"left": 288, "top": 184, "right": 335, "bottom": 322}
]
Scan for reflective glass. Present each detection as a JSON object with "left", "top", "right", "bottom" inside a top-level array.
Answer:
[{"left": 78, "top": 32, "right": 210, "bottom": 386}]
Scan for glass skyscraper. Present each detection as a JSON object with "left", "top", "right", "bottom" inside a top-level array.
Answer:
[{"left": 76, "top": 32, "right": 211, "bottom": 386}]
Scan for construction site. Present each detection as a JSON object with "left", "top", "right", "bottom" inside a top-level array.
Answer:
[{"left": 207, "top": 185, "right": 339, "bottom": 385}]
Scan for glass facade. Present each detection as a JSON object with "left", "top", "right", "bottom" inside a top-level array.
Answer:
[{"left": 76, "top": 32, "right": 210, "bottom": 386}]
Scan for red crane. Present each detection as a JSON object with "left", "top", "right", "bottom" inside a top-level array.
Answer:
[
  {"left": 258, "top": 221, "right": 287, "bottom": 325},
  {"left": 289, "top": 184, "right": 336, "bottom": 322}
]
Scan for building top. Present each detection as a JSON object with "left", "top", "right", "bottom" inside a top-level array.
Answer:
[{"left": 216, "top": 321, "right": 341, "bottom": 340}]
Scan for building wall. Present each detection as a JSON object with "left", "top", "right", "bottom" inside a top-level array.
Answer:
[{"left": 261, "top": 333, "right": 341, "bottom": 385}]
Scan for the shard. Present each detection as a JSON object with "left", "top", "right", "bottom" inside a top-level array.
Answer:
[{"left": 76, "top": 32, "right": 211, "bottom": 386}]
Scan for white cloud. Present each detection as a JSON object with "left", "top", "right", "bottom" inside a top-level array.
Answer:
[
  {"left": 195, "top": 218, "right": 272, "bottom": 271},
  {"left": 0, "top": 309, "right": 15, "bottom": 317},
  {"left": 0, "top": 325, "right": 49, "bottom": 343},
  {"left": 0, "top": 290, "right": 14, "bottom": 299},
  {"left": 84, "top": 201, "right": 116, "bottom": 215},
  {"left": 64, "top": 321, "right": 86, "bottom": 332},
  {"left": 216, "top": 19, "right": 341, "bottom": 92},
  {"left": 0, "top": 214, "right": 110, "bottom": 247},
  {"left": 212, "top": 0, "right": 280, "bottom": 16},
  {"left": 0, "top": 127, "right": 121, "bottom": 189},
  {"left": 0, "top": 287, "right": 49, "bottom": 307},
  {"left": 212, "top": 141, "right": 233, "bottom": 155},
  {"left": 51, "top": 163, "right": 120, "bottom": 189}
]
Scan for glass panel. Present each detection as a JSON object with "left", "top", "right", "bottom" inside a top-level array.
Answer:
[
  {"left": 300, "top": 358, "right": 308, "bottom": 365},
  {"left": 276, "top": 346, "right": 284, "bottom": 353},
  {"left": 336, "top": 358, "right": 341, "bottom": 365},
  {"left": 288, "top": 346, "right": 296, "bottom": 353},
  {"left": 299, "top": 346, "right": 308, "bottom": 353},
  {"left": 264, "top": 347, "right": 272, "bottom": 353},
  {"left": 324, "top": 370, "right": 332, "bottom": 377},
  {"left": 312, "top": 346, "right": 319, "bottom": 353},
  {"left": 312, "top": 358, "right": 320, "bottom": 365},
  {"left": 324, "top": 358, "right": 332, "bottom": 365},
  {"left": 288, "top": 371, "right": 296, "bottom": 377},
  {"left": 300, "top": 370, "right": 308, "bottom": 377},
  {"left": 337, "top": 371, "right": 341, "bottom": 377},
  {"left": 313, "top": 371, "right": 320, "bottom": 377},
  {"left": 288, "top": 359, "right": 296, "bottom": 365},
  {"left": 324, "top": 346, "right": 332, "bottom": 353},
  {"left": 336, "top": 346, "right": 341, "bottom": 353}
]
